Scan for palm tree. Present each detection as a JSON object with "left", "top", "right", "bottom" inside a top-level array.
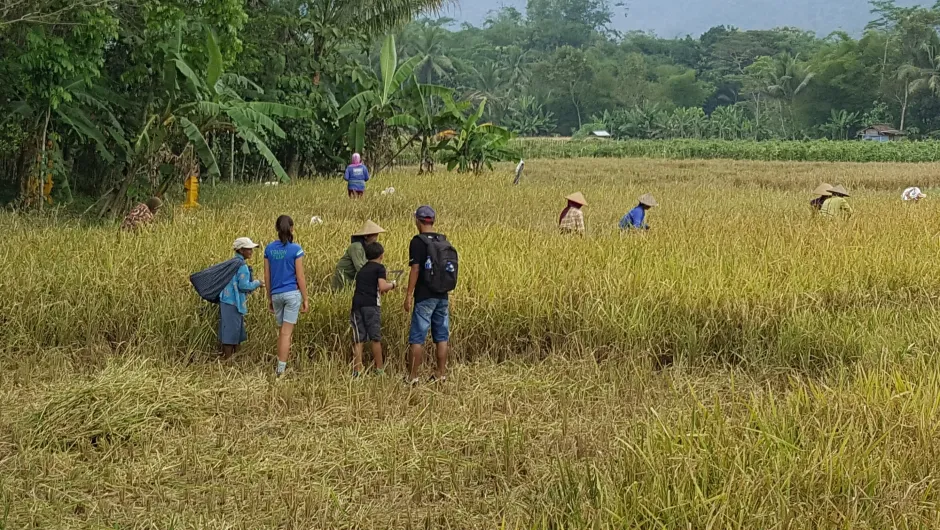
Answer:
[
  {"left": 898, "top": 45, "right": 940, "bottom": 130},
  {"left": 339, "top": 34, "right": 422, "bottom": 169},
  {"left": 497, "top": 45, "right": 531, "bottom": 87},
  {"left": 764, "top": 53, "right": 814, "bottom": 138},
  {"left": 405, "top": 20, "right": 455, "bottom": 84},
  {"left": 306, "top": 0, "right": 450, "bottom": 63},
  {"left": 823, "top": 109, "right": 859, "bottom": 140},
  {"left": 463, "top": 62, "right": 511, "bottom": 122}
]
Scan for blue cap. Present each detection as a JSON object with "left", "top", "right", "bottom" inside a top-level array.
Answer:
[{"left": 415, "top": 205, "right": 436, "bottom": 222}]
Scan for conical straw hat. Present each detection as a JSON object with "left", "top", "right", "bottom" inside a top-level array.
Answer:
[
  {"left": 565, "top": 192, "right": 588, "bottom": 206},
  {"left": 353, "top": 220, "right": 386, "bottom": 236},
  {"left": 813, "top": 183, "right": 834, "bottom": 196},
  {"left": 638, "top": 193, "right": 658, "bottom": 207},
  {"left": 830, "top": 185, "right": 850, "bottom": 197}
]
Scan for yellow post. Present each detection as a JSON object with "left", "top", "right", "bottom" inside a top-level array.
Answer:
[
  {"left": 43, "top": 172, "right": 53, "bottom": 204},
  {"left": 182, "top": 174, "right": 200, "bottom": 209}
]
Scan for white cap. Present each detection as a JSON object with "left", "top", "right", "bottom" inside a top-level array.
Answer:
[{"left": 232, "top": 237, "right": 260, "bottom": 250}]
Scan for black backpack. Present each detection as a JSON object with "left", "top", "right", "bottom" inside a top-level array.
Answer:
[{"left": 420, "top": 234, "right": 458, "bottom": 293}]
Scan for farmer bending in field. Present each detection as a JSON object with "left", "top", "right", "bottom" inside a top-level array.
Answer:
[
  {"left": 810, "top": 183, "right": 833, "bottom": 213},
  {"left": 344, "top": 153, "right": 370, "bottom": 198},
  {"left": 559, "top": 192, "right": 587, "bottom": 234},
  {"left": 333, "top": 220, "right": 386, "bottom": 291},
  {"left": 218, "top": 238, "right": 264, "bottom": 360},
  {"left": 620, "top": 193, "right": 658, "bottom": 230},
  {"left": 820, "top": 185, "right": 853, "bottom": 220},
  {"left": 121, "top": 197, "right": 163, "bottom": 231},
  {"left": 902, "top": 187, "right": 927, "bottom": 201}
]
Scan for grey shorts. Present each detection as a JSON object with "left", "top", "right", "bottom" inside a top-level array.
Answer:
[
  {"left": 351, "top": 306, "right": 382, "bottom": 343},
  {"left": 272, "top": 290, "right": 302, "bottom": 326}
]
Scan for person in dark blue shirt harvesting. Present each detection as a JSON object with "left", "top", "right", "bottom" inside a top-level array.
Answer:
[{"left": 620, "top": 193, "right": 658, "bottom": 231}]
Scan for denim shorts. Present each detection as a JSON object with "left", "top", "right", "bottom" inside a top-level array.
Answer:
[
  {"left": 409, "top": 298, "right": 450, "bottom": 345},
  {"left": 272, "top": 290, "right": 302, "bottom": 326}
]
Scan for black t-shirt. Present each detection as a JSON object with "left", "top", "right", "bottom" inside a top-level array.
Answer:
[
  {"left": 409, "top": 233, "right": 449, "bottom": 302},
  {"left": 353, "top": 261, "right": 386, "bottom": 309}
]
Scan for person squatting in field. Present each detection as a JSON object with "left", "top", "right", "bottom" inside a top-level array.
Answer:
[
  {"left": 404, "top": 205, "right": 454, "bottom": 385},
  {"left": 902, "top": 187, "right": 927, "bottom": 201},
  {"left": 350, "top": 241, "right": 398, "bottom": 377},
  {"left": 121, "top": 196, "right": 163, "bottom": 231},
  {"left": 344, "top": 153, "right": 370, "bottom": 198},
  {"left": 218, "top": 238, "right": 263, "bottom": 360},
  {"left": 265, "top": 215, "right": 309, "bottom": 378},
  {"left": 620, "top": 193, "right": 658, "bottom": 230},
  {"left": 811, "top": 183, "right": 833, "bottom": 213},
  {"left": 333, "top": 220, "right": 386, "bottom": 291},
  {"left": 820, "top": 185, "right": 853, "bottom": 220},
  {"left": 559, "top": 192, "right": 587, "bottom": 234}
]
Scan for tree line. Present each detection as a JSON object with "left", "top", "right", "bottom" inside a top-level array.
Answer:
[
  {"left": 3, "top": 0, "right": 940, "bottom": 211},
  {"left": 403, "top": 0, "right": 940, "bottom": 142}
]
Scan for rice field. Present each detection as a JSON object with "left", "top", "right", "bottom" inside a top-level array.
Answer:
[{"left": 4, "top": 158, "right": 940, "bottom": 528}]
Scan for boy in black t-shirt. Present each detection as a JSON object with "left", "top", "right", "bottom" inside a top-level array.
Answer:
[{"left": 351, "top": 242, "right": 397, "bottom": 377}]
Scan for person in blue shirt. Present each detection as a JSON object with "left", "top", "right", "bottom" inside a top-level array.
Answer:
[
  {"left": 218, "top": 237, "right": 263, "bottom": 360},
  {"left": 620, "top": 193, "right": 658, "bottom": 231},
  {"left": 344, "top": 153, "right": 370, "bottom": 198},
  {"left": 264, "top": 215, "right": 309, "bottom": 378}
]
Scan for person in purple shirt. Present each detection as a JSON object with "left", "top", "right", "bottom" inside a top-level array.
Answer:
[{"left": 344, "top": 153, "right": 370, "bottom": 198}]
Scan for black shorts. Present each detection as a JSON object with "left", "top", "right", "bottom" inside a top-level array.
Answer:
[{"left": 351, "top": 306, "right": 381, "bottom": 343}]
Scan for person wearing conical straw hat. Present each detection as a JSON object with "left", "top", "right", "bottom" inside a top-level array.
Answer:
[
  {"left": 820, "top": 185, "right": 853, "bottom": 220},
  {"left": 333, "top": 220, "right": 386, "bottom": 290},
  {"left": 811, "top": 183, "right": 833, "bottom": 213},
  {"left": 620, "top": 193, "right": 658, "bottom": 230},
  {"left": 559, "top": 192, "right": 587, "bottom": 234}
]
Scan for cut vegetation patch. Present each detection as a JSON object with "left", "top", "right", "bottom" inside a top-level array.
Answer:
[{"left": 16, "top": 360, "right": 204, "bottom": 451}]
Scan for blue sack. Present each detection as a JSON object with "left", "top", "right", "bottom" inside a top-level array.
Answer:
[{"left": 189, "top": 258, "right": 243, "bottom": 304}]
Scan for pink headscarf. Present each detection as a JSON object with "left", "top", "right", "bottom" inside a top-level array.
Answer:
[{"left": 351, "top": 153, "right": 362, "bottom": 166}]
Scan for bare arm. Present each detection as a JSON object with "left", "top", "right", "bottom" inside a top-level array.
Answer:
[
  {"left": 295, "top": 256, "right": 309, "bottom": 312},
  {"left": 264, "top": 258, "right": 272, "bottom": 299},
  {"left": 379, "top": 278, "right": 396, "bottom": 294},
  {"left": 404, "top": 264, "right": 419, "bottom": 312},
  {"left": 264, "top": 258, "right": 273, "bottom": 312}
]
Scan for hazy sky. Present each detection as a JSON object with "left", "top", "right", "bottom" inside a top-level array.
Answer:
[{"left": 440, "top": 0, "right": 929, "bottom": 38}]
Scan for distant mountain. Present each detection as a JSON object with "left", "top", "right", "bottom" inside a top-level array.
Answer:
[{"left": 440, "top": 0, "right": 929, "bottom": 38}]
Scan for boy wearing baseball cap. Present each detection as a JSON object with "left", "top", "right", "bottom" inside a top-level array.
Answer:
[{"left": 218, "top": 237, "right": 264, "bottom": 359}]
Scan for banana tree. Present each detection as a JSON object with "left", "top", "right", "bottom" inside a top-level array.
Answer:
[
  {"left": 101, "top": 25, "right": 305, "bottom": 216},
  {"left": 386, "top": 82, "right": 462, "bottom": 173},
  {"left": 434, "top": 99, "right": 517, "bottom": 173},
  {"left": 338, "top": 34, "right": 420, "bottom": 171}
]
